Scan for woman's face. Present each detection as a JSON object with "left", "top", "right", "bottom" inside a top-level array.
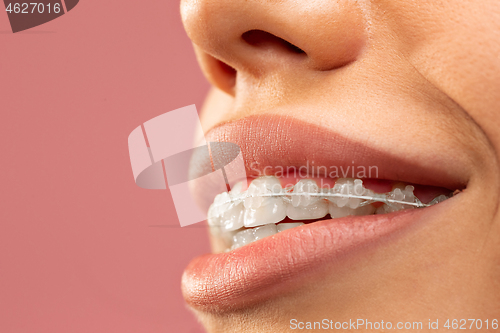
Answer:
[{"left": 180, "top": 0, "right": 500, "bottom": 331}]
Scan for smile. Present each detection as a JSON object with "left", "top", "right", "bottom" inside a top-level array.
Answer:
[
  {"left": 208, "top": 176, "right": 453, "bottom": 251},
  {"left": 182, "top": 114, "right": 469, "bottom": 312}
]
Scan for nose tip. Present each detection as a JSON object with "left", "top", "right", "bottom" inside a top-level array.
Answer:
[{"left": 181, "top": 0, "right": 368, "bottom": 94}]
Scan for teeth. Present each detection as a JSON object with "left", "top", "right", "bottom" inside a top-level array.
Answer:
[
  {"left": 329, "top": 202, "right": 376, "bottom": 218},
  {"left": 383, "top": 184, "right": 418, "bottom": 213},
  {"left": 230, "top": 181, "right": 245, "bottom": 195},
  {"left": 208, "top": 176, "right": 453, "bottom": 251},
  {"left": 244, "top": 176, "right": 281, "bottom": 209},
  {"left": 287, "top": 200, "right": 329, "bottom": 220},
  {"left": 277, "top": 222, "right": 305, "bottom": 232},
  {"left": 220, "top": 202, "right": 245, "bottom": 231},
  {"left": 428, "top": 194, "right": 449, "bottom": 205},
  {"left": 329, "top": 178, "right": 353, "bottom": 208},
  {"left": 244, "top": 183, "right": 264, "bottom": 209},
  {"left": 291, "top": 179, "right": 320, "bottom": 207},
  {"left": 232, "top": 229, "right": 256, "bottom": 250},
  {"left": 287, "top": 179, "right": 328, "bottom": 220},
  {"left": 328, "top": 178, "right": 368, "bottom": 208},
  {"left": 243, "top": 176, "right": 287, "bottom": 228},
  {"left": 231, "top": 222, "right": 302, "bottom": 249},
  {"left": 348, "top": 179, "right": 365, "bottom": 208},
  {"left": 254, "top": 224, "right": 278, "bottom": 240},
  {"left": 244, "top": 197, "right": 287, "bottom": 227},
  {"left": 402, "top": 185, "right": 416, "bottom": 202}
]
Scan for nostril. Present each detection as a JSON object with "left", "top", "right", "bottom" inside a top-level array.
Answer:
[
  {"left": 214, "top": 59, "right": 237, "bottom": 94},
  {"left": 198, "top": 51, "right": 238, "bottom": 95},
  {"left": 242, "top": 30, "right": 306, "bottom": 55},
  {"left": 217, "top": 60, "right": 237, "bottom": 78}
]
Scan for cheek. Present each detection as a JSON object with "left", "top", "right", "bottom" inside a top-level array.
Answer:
[{"left": 383, "top": 0, "right": 500, "bottom": 154}]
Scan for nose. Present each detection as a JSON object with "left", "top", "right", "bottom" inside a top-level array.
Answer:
[{"left": 181, "top": 0, "right": 368, "bottom": 95}]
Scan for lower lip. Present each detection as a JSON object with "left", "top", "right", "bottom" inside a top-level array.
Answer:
[{"left": 182, "top": 203, "right": 445, "bottom": 312}]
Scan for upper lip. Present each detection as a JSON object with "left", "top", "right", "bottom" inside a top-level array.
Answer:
[
  {"left": 191, "top": 113, "right": 468, "bottom": 211},
  {"left": 182, "top": 112, "right": 468, "bottom": 312}
]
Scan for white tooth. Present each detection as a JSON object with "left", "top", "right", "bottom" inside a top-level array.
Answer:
[
  {"left": 213, "top": 192, "right": 223, "bottom": 205},
  {"left": 287, "top": 200, "right": 328, "bottom": 220},
  {"left": 335, "top": 195, "right": 349, "bottom": 208},
  {"left": 330, "top": 179, "right": 354, "bottom": 207},
  {"left": 257, "top": 176, "right": 283, "bottom": 193},
  {"left": 329, "top": 202, "right": 376, "bottom": 218},
  {"left": 230, "top": 181, "right": 245, "bottom": 195},
  {"left": 214, "top": 191, "right": 230, "bottom": 205},
  {"left": 277, "top": 222, "right": 305, "bottom": 232},
  {"left": 402, "top": 185, "right": 416, "bottom": 203},
  {"left": 385, "top": 186, "right": 409, "bottom": 212},
  {"left": 254, "top": 224, "right": 278, "bottom": 240},
  {"left": 353, "top": 179, "right": 366, "bottom": 196},
  {"left": 375, "top": 205, "right": 386, "bottom": 214},
  {"left": 347, "top": 179, "right": 366, "bottom": 208},
  {"left": 214, "top": 191, "right": 236, "bottom": 213},
  {"left": 338, "top": 178, "right": 355, "bottom": 187},
  {"left": 429, "top": 194, "right": 449, "bottom": 205},
  {"left": 244, "top": 176, "right": 282, "bottom": 209},
  {"left": 291, "top": 179, "right": 320, "bottom": 207},
  {"left": 207, "top": 203, "right": 221, "bottom": 226},
  {"left": 329, "top": 204, "right": 353, "bottom": 218},
  {"left": 242, "top": 177, "right": 286, "bottom": 227},
  {"left": 382, "top": 204, "right": 399, "bottom": 213},
  {"left": 363, "top": 188, "right": 386, "bottom": 203},
  {"left": 244, "top": 182, "right": 264, "bottom": 209},
  {"left": 393, "top": 188, "right": 405, "bottom": 201},
  {"left": 220, "top": 202, "right": 245, "bottom": 231},
  {"left": 353, "top": 204, "right": 376, "bottom": 215},
  {"left": 379, "top": 202, "right": 406, "bottom": 213},
  {"left": 210, "top": 185, "right": 247, "bottom": 229},
  {"left": 244, "top": 197, "right": 287, "bottom": 227},
  {"left": 347, "top": 197, "right": 362, "bottom": 209},
  {"left": 377, "top": 184, "right": 420, "bottom": 213},
  {"left": 232, "top": 229, "right": 256, "bottom": 249}
]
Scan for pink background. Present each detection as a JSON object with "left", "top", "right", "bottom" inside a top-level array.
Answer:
[{"left": 0, "top": 1, "right": 211, "bottom": 332}]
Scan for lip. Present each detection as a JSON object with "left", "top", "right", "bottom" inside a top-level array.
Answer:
[
  {"left": 182, "top": 201, "right": 450, "bottom": 311},
  {"left": 191, "top": 114, "right": 468, "bottom": 211},
  {"left": 182, "top": 114, "right": 468, "bottom": 312}
]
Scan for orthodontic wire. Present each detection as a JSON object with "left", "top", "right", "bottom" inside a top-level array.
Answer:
[{"left": 211, "top": 191, "right": 434, "bottom": 209}]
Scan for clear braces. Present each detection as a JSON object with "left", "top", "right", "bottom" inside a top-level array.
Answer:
[
  {"left": 208, "top": 180, "right": 454, "bottom": 251},
  {"left": 211, "top": 187, "right": 450, "bottom": 210}
]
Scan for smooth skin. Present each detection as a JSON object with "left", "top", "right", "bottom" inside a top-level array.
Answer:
[{"left": 180, "top": 0, "right": 500, "bottom": 332}]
